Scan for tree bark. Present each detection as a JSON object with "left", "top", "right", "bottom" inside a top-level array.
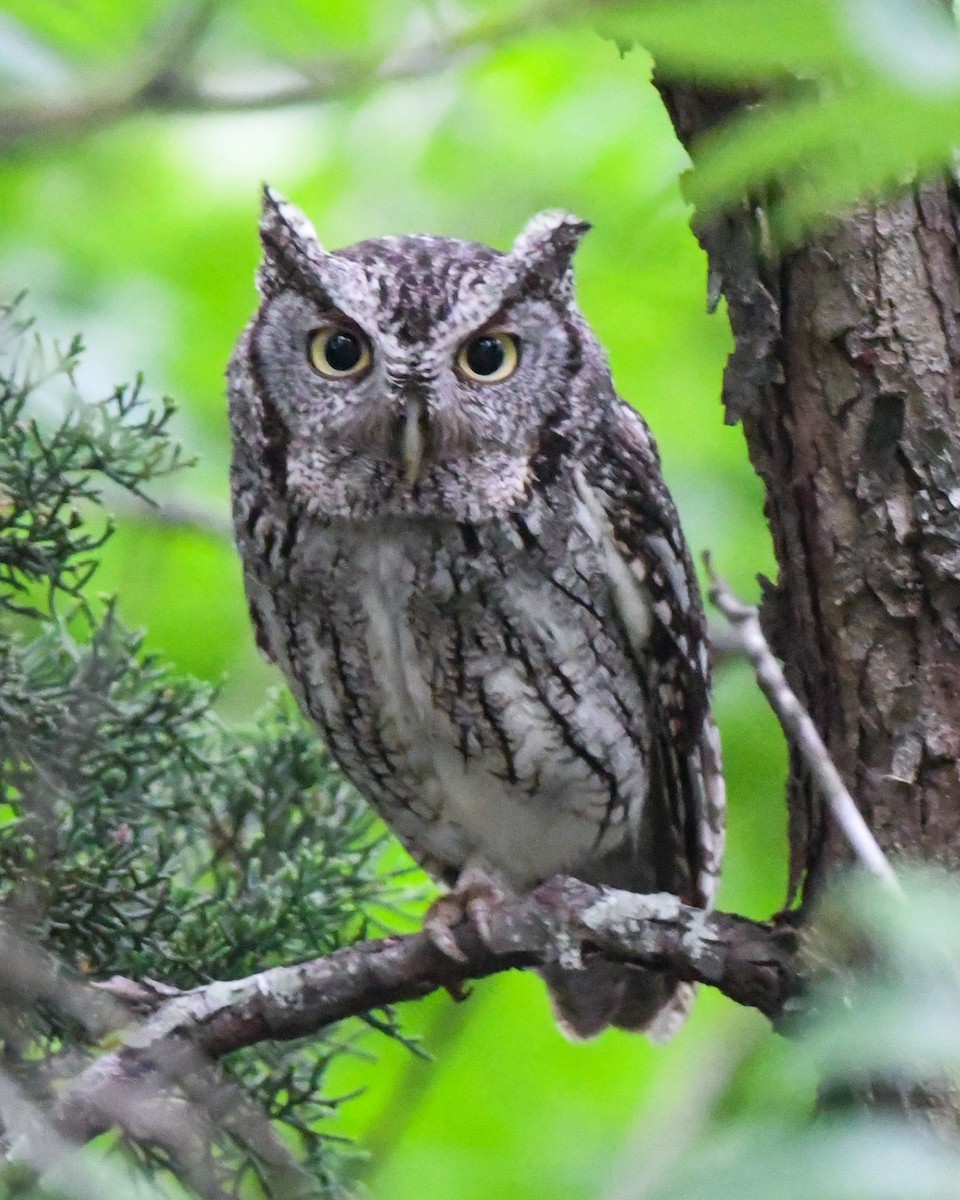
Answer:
[{"left": 656, "top": 81, "right": 960, "bottom": 905}]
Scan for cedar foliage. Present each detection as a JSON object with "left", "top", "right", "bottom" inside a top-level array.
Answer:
[
  {"left": 0, "top": 299, "right": 404, "bottom": 1200},
  {"left": 5, "top": 307, "right": 960, "bottom": 1200}
]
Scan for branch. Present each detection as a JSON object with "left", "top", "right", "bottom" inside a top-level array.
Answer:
[
  {"left": 47, "top": 878, "right": 798, "bottom": 1146},
  {"left": 706, "top": 559, "right": 901, "bottom": 891},
  {"left": 0, "top": 0, "right": 583, "bottom": 157},
  {"left": 0, "top": 929, "right": 324, "bottom": 1198}
]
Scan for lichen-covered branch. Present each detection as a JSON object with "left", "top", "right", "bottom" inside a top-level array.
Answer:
[{"left": 40, "top": 880, "right": 797, "bottom": 1149}]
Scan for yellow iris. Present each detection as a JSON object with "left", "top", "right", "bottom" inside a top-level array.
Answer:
[
  {"left": 456, "top": 332, "right": 519, "bottom": 383},
  {"left": 308, "top": 326, "right": 372, "bottom": 378}
]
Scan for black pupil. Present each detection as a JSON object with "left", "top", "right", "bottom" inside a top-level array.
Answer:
[
  {"left": 466, "top": 336, "right": 505, "bottom": 376},
  {"left": 325, "top": 331, "right": 362, "bottom": 372}
]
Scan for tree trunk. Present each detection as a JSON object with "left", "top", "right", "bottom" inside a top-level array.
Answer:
[{"left": 656, "top": 82, "right": 960, "bottom": 907}]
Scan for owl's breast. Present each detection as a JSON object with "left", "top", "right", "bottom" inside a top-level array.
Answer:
[{"left": 269, "top": 510, "right": 655, "bottom": 891}]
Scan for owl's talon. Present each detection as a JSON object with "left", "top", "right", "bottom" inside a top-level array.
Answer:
[
  {"left": 423, "top": 895, "right": 470, "bottom": 963},
  {"left": 422, "top": 864, "right": 511, "bottom": 963},
  {"left": 465, "top": 894, "right": 498, "bottom": 949},
  {"left": 428, "top": 928, "right": 468, "bottom": 963}
]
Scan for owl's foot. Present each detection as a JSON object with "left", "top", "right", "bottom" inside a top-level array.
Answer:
[{"left": 423, "top": 863, "right": 511, "bottom": 964}]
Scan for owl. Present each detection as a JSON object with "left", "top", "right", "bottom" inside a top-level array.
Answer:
[{"left": 228, "top": 188, "right": 725, "bottom": 1040}]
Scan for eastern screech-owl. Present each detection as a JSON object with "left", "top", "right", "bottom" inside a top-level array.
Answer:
[{"left": 228, "top": 188, "right": 725, "bottom": 1040}]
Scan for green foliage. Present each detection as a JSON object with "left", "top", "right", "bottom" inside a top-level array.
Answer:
[
  {"left": 0, "top": 303, "right": 402, "bottom": 1199},
  {"left": 0, "top": 302, "right": 183, "bottom": 616},
  {"left": 610, "top": 0, "right": 960, "bottom": 240},
  {"left": 646, "top": 874, "right": 960, "bottom": 1200},
  {"left": 3, "top": 1, "right": 959, "bottom": 1197}
]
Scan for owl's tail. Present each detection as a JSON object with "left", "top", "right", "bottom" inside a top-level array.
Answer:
[{"left": 540, "top": 961, "right": 694, "bottom": 1042}]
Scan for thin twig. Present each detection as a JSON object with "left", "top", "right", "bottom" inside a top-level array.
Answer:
[
  {"left": 705, "top": 555, "right": 901, "bottom": 890},
  {"left": 707, "top": 620, "right": 745, "bottom": 667},
  {"left": 0, "top": 0, "right": 588, "bottom": 157},
  {"left": 0, "top": 0, "right": 220, "bottom": 154}
]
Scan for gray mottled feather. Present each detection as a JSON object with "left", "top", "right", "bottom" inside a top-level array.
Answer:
[{"left": 228, "top": 190, "right": 724, "bottom": 1039}]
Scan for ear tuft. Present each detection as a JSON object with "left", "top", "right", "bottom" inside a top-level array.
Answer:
[
  {"left": 508, "top": 210, "right": 591, "bottom": 298},
  {"left": 257, "top": 186, "right": 325, "bottom": 297}
]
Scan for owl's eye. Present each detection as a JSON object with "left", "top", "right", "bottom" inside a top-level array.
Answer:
[
  {"left": 308, "top": 325, "right": 372, "bottom": 378},
  {"left": 456, "top": 332, "right": 519, "bottom": 383}
]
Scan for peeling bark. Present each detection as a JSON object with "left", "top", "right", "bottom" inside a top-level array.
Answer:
[
  {"left": 765, "top": 193, "right": 960, "bottom": 895},
  {"left": 657, "top": 80, "right": 960, "bottom": 904}
]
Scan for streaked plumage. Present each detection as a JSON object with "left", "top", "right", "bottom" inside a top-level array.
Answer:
[{"left": 228, "top": 190, "right": 724, "bottom": 1039}]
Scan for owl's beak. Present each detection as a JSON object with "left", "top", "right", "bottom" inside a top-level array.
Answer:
[{"left": 401, "top": 395, "right": 426, "bottom": 487}]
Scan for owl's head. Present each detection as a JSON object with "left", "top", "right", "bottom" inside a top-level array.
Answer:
[{"left": 229, "top": 188, "right": 611, "bottom": 523}]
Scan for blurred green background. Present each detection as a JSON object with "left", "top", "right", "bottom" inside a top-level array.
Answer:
[{"left": 0, "top": 2, "right": 805, "bottom": 1197}]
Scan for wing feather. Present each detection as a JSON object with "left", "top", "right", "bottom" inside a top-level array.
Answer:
[{"left": 576, "top": 398, "right": 725, "bottom": 911}]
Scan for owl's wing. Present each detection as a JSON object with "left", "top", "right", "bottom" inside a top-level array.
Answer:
[{"left": 573, "top": 398, "right": 725, "bottom": 915}]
